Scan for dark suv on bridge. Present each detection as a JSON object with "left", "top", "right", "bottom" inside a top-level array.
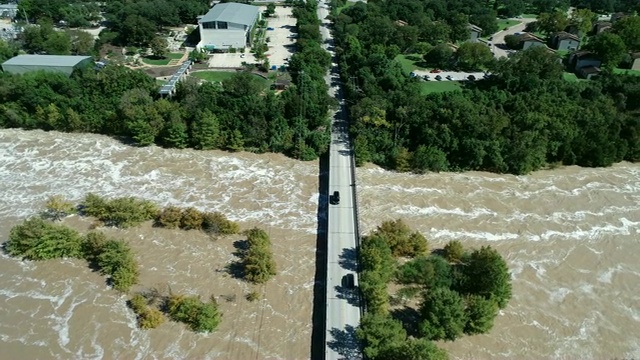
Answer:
[{"left": 330, "top": 191, "right": 340, "bottom": 205}]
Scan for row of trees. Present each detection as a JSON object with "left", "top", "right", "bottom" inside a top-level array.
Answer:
[
  {"left": 156, "top": 206, "right": 240, "bottom": 235},
  {"left": 5, "top": 218, "right": 140, "bottom": 291},
  {"left": 355, "top": 219, "right": 512, "bottom": 359},
  {"left": 17, "top": 0, "right": 101, "bottom": 28},
  {"left": 240, "top": 228, "right": 277, "bottom": 284},
  {"left": 334, "top": 1, "right": 640, "bottom": 174},
  {"left": 0, "top": 58, "right": 330, "bottom": 159}
]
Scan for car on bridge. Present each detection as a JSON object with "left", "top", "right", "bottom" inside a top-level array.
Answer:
[
  {"left": 342, "top": 273, "right": 355, "bottom": 288},
  {"left": 330, "top": 191, "right": 340, "bottom": 205}
]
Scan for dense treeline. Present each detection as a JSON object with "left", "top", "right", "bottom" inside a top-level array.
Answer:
[
  {"left": 333, "top": 1, "right": 640, "bottom": 174},
  {"left": 356, "top": 220, "right": 512, "bottom": 359},
  {"left": 0, "top": 0, "right": 331, "bottom": 160},
  {"left": 5, "top": 218, "right": 140, "bottom": 291}
]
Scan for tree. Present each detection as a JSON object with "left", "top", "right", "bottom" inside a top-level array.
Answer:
[
  {"left": 180, "top": 207, "right": 204, "bottom": 230},
  {"left": 536, "top": 11, "right": 569, "bottom": 35},
  {"left": 412, "top": 145, "right": 449, "bottom": 173},
  {"left": 569, "top": 8, "right": 596, "bottom": 35},
  {"left": 168, "top": 295, "right": 222, "bottom": 333},
  {"left": 383, "top": 337, "right": 449, "bottom": 360},
  {"left": 5, "top": 217, "right": 84, "bottom": 260},
  {"left": 266, "top": 2, "right": 276, "bottom": 17},
  {"left": 189, "top": 48, "right": 207, "bottom": 63},
  {"left": 42, "top": 195, "right": 76, "bottom": 221},
  {"left": 462, "top": 246, "right": 512, "bottom": 309},
  {"left": 419, "top": 287, "right": 466, "bottom": 341},
  {"left": 0, "top": 39, "right": 19, "bottom": 63},
  {"left": 156, "top": 206, "right": 183, "bottom": 228},
  {"left": 160, "top": 119, "right": 188, "bottom": 148},
  {"left": 504, "top": 34, "right": 522, "bottom": 49},
  {"left": 443, "top": 240, "right": 465, "bottom": 263},
  {"left": 191, "top": 109, "right": 221, "bottom": 150},
  {"left": 356, "top": 313, "right": 407, "bottom": 359},
  {"left": 585, "top": 32, "right": 627, "bottom": 69},
  {"left": 423, "top": 43, "right": 453, "bottom": 69},
  {"left": 119, "top": 15, "right": 156, "bottom": 46},
  {"left": 242, "top": 228, "right": 277, "bottom": 284},
  {"left": 374, "top": 219, "right": 428, "bottom": 257},
  {"left": 464, "top": 295, "right": 498, "bottom": 335},
  {"left": 498, "top": 0, "right": 526, "bottom": 18},
  {"left": 150, "top": 36, "right": 169, "bottom": 58},
  {"left": 202, "top": 212, "right": 240, "bottom": 235},
  {"left": 612, "top": 16, "right": 640, "bottom": 51},
  {"left": 68, "top": 30, "right": 95, "bottom": 55},
  {"left": 455, "top": 42, "right": 494, "bottom": 71},
  {"left": 96, "top": 239, "right": 139, "bottom": 291}
]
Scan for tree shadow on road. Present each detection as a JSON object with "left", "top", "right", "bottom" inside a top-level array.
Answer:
[
  {"left": 335, "top": 284, "right": 360, "bottom": 306},
  {"left": 327, "top": 325, "right": 362, "bottom": 360},
  {"left": 338, "top": 247, "right": 357, "bottom": 271},
  {"left": 310, "top": 149, "right": 329, "bottom": 360}
]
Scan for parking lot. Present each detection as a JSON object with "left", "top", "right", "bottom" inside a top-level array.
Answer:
[
  {"left": 207, "top": 6, "right": 296, "bottom": 68},
  {"left": 412, "top": 70, "right": 487, "bottom": 82},
  {"left": 264, "top": 6, "right": 297, "bottom": 68}
]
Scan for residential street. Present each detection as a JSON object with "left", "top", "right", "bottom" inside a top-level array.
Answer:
[{"left": 490, "top": 18, "right": 537, "bottom": 58}]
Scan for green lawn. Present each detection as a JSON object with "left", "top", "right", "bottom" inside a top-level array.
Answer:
[
  {"left": 613, "top": 68, "right": 640, "bottom": 76},
  {"left": 395, "top": 54, "right": 428, "bottom": 73},
  {"left": 497, "top": 19, "right": 521, "bottom": 30},
  {"left": 563, "top": 72, "right": 581, "bottom": 81},
  {"left": 142, "top": 53, "right": 184, "bottom": 66},
  {"left": 419, "top": 81, "right": 462, "bottom": 95},
  {"left": 521, "top": 13, "right": 538, "bottom": 18},
  {"left": 191, "top": 71, "right": 270, "bottom": 87}
]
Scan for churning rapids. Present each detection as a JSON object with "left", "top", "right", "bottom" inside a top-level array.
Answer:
[{"left": 1, "top": 129, "right": 639, "bottom": 359}]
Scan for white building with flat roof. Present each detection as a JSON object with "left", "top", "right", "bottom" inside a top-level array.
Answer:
[
  {"left": 197, "top": 2, "right": 260, "bottom": 51},
  {"left": 1, "top": 55, "right": 93, "bottom": 76}
]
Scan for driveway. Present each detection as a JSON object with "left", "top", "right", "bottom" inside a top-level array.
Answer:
[{"left": 488, "top": 18, "right": 537, "bottom": 59}]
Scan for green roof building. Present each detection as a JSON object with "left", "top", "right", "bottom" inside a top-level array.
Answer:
[{"left": 1, "top": 55, "right": 93, "bottom": 76}]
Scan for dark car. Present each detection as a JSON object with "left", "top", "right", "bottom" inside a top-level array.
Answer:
[
  {"left": 331, "top": 191, "right": 340, "bottom": 204},
  {"left": 435, "top": 75, "right": 442, "bottom": 81},
  {"left": 467, "top": 75, "right": 476, "bottom": 81},
  {"left": 342, "top": 273, "right": 355, "bottom": 288}
]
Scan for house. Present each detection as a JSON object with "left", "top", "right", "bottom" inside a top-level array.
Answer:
[
  {"left": 578, "top": 65, "right": 601, "bottom": 79},
  {"left": 1, "top": 55, "right": 93, "bottom": 76},
  {"left": 570, "top": 51, "right": 602, "bottom": 70},
  {"left": 611, "top": 12, "right": 627, "bottom": 23},
  {"left": 197, "top": 2, "right": 261, "bottom": 52},
  {"left": 552, "top": 31, "right": 580, "bottom": 51},
  {"left": 0, "top": 3, "right": 17, "bottom": 19},
  {"left": 270, "top": 79, "right": 291, "bottom": 91},
  {"left": 631, "top": 53, "right": 640, "bottom": 71},
  {"left": 518, "top": 32, "right": 546, "bottom": 50},
  {"left": 468, "top": 24, "right": 482, "bottom": 42},
  {"left": 592, "top": 21, "right": 612, "bottom": 34}
]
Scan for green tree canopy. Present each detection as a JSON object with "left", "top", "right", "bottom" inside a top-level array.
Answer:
[
  {"left": 585, "top": 32, "right": 627, "bottom": 69},
  {"left": 464, "top": 295, "right": 499, "bottom": 335},
  {"left": 419, "top": 287, "right": 466, "bottom": 341},
  {"left": 461, "top": 246, "right": 512, "bottom": 309},
  {"left": 5, "top": 217, "right": 84, "bottom": 260}
]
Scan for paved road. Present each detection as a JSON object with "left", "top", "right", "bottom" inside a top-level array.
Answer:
[
  {"left": 317, "top": 1, "right": 363, "bottom": 360},
  {"left": 490, "top": 18, "right": 537, "bottom": 58}
]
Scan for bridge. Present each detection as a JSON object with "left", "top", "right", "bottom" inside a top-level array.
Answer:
[{"left": 317, "top": 2, "right": 364, "bottom": 360}]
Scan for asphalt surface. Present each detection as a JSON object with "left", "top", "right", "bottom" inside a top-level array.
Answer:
[
  {"left": 489, "top": 17, "right": 537, "bottom": 59},
  {"left": 317, "top": 1, "right": 363, "bottom": 360}
]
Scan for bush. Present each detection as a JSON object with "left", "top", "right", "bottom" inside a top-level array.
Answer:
[
  {"left": 156, "top": 206, "right": 182, "bottom": 228},
  {"left": 202, "top": 212, "right": 240, "bottom": 235},
  {"left": 242, "top": 228, "right": 277, "bottom": 284},
  {"left": 180, "top": 207, "right": 204, "bottom": 230},
  {"left": 96, "top": 239, "right": 139, "bottom": 291},
  {"left": 81, "top": 194, "right": 159, "bottom": 228},
  {"left": 167, "top": 294, "right": 222, "bottom": 333},
  {"left": 42, "top": 195, "right": 76, "bottom": 221},
  {"left": 443, "top": 240, "right": 465, "bottom": 263},
  {"left": 504, "top": 34, "right": 522, "bottom": 49},
  {"left": 82, "top": 231, "right": 109, "bottom": 263},
  {"left": 419, "top": 287, "right": 466, "bottom": 341},
  {"left": 374, "top": 219, "right": 428, "bottom": 258},
  {"left": 128, "top": 294, "right": 165, "bottom": 329},
  {"left": 5, "top": 217, "right": 84, "bottom": 260}
]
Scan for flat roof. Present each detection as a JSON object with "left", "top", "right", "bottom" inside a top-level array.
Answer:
[
  {"left": 199, "top": 2, "right": 259, "bottom": 26},
  {"left": 2, "top": 55, "right": 92, "bottom": 67}
]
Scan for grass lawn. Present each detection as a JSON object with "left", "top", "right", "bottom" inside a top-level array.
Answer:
[
  {"left": 142, "top": 53, "right": 184, "bottom": 66},
  {"left": 191, "top": 71, "right": 270, "bottom": 87},
  {"left": 497, "top": 19, "right": 521, "bottom": 30},
  {"left": 395, "top": 54, "right": 428, "bottom": 73},
  {"left": 563, "top": 72, "right": 582, "bottom": 81},
  {"left": 521, "top": 13, "right": 538, "bottom": 18},
  {"left": 613, "top": 68, "right": 640, "bottom": 76},
  {"left": 419, "top": 81, "right": 462, "bottom": 95}
]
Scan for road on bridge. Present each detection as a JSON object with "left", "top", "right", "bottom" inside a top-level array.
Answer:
[{"left": 317, "top": 1, "right": 363, "bottom": 360}]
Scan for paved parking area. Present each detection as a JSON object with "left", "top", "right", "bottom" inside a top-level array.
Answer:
[
  {"left": 208, "top": 6, "right": 296, "bottom": 68},
  {"left": 412, "top": 70, "right": 487, "bottom": 81},
  {"left": 264, "top": 6, "right": 296, "bottom": 68}
]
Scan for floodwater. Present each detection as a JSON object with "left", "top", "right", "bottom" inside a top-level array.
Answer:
[{"left": 1, "top": 129, "right": 639, "bottom": 359}]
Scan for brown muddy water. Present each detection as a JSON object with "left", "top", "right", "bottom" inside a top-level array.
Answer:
[{"left": 1, "top": 129, "right": 639, "bottom": 359}]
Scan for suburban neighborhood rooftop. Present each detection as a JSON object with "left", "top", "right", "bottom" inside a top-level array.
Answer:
[
  {"left": 198, "top": 2, "right": 259, "bottom": 25},
  {"left": 554, "top": 31, "right": 580, "bottom": 41}
]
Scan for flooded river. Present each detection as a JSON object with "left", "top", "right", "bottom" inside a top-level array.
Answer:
[{"left": 1, "top": 129, "right": 639, "bottom": 359}]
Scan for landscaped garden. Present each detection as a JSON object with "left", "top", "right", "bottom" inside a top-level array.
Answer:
[{"left": 142, "top": 53, "right": 184, "bottom": 66}]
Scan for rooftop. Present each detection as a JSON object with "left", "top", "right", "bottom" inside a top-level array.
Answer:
[
  {"left": 2, "top": 55, "right": 92, "bottom": 67},
  {"left": 468, "top": 23, "right": 482, "bottom": 32},
  {"left": 554, "top": 31, "right": 580, "bottom": 41},
  {"left": 199, "top": 2, "right": 260, "bottom": 26},
  {"left": 518, "top": 32, "right": 544, "bottom": 43}
]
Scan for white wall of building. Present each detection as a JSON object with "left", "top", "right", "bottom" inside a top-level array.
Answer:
[{"left": 198, "top": 21, "right": 250, "bottom": 51}]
